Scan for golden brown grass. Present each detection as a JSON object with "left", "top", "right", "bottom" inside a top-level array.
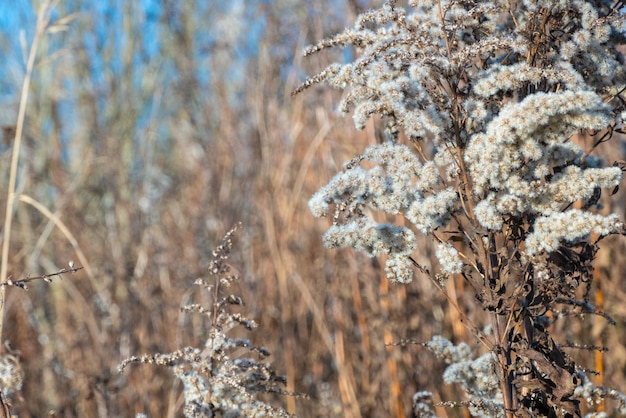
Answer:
[{"left": 0, "top": 1, "right": 623, "bottom": 417}]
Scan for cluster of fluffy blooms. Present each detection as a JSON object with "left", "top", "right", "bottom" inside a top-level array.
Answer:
[
  {"left": 304, "top": 0, "right": 625, "bottom": 280},
  {"left": 573, "top": 373, "right": 626, "bottom": 416},
  {"left": 435, "top": 242, "right": 463, "bottom": 274},
  {"left": 416, "top": 336, "right": 626, "bottom": 418},
  {"left": 120, "top": 226, "right": 296, "bottom": 418},
  {"left": 525, "top": 210, "right": 623, "bottom": 255},
  {"left": 122, "top": 324, "right": 292, "bottom": 418},
  {"left": 172, "top": 324, "right": 293, "bottom": 418},
  {"left": 301, "top": 0, "right": 626, "bottom": 415},
  {"left": 121, "top": 328, "right": 294, "bottom": 418},
  {"left": 412, "top": 391, "right": 437, "bottom": 418},
  {"left": 464, "top": 90, "right": 624, "bottom": 247},
  {"left": 309, "top": 141, "right": 456, "bottom": 282}
]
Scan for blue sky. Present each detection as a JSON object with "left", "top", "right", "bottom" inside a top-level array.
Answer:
[{"left": 0, "top": 0, "right": 265, "bottom": 150}]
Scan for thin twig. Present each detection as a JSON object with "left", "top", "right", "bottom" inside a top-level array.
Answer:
[{"left": 0, "top": 267, "right": 83, "bottom": 290}]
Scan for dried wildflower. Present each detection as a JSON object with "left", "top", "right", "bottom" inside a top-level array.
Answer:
[
  {"left": 435, "top": 242, "right": 463, "bottom": 275},
  {"left": 119, "top": 225, "right": 301, "bottom": 417},
  {"left": 299, "top": 0, "right": 626, "bottom": 415},
  {"left": 412, "top": 391, "right": 436, "bottom": 418}
]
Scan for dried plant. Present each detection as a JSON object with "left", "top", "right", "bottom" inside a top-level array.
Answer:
[
  {"left": 297, "top": 0, "right": 626, "bottom": 416},
  {"left": 119, "top": 224, "right": 302, "bottom": 417}
]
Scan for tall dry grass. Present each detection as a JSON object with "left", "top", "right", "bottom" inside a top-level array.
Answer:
[{"left": 0, "top": 1, "right": 623, "bottom": 417}]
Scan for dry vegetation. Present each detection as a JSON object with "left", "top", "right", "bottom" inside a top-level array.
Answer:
[{"left": 0, "top": 1, "right": 624, "bottom": 417}]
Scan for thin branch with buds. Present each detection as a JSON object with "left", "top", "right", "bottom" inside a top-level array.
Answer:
[{"left": 0, "top": 265, "right": 83, "bottom": 290}]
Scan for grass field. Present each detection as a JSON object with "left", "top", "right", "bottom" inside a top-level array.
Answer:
[{"left": 0, "top": 1, "right": 625, "bottom": 416}]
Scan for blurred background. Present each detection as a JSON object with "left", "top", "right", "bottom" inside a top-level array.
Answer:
[{"left": 0, "top": 1, "right": 624, "bottom": 416}]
